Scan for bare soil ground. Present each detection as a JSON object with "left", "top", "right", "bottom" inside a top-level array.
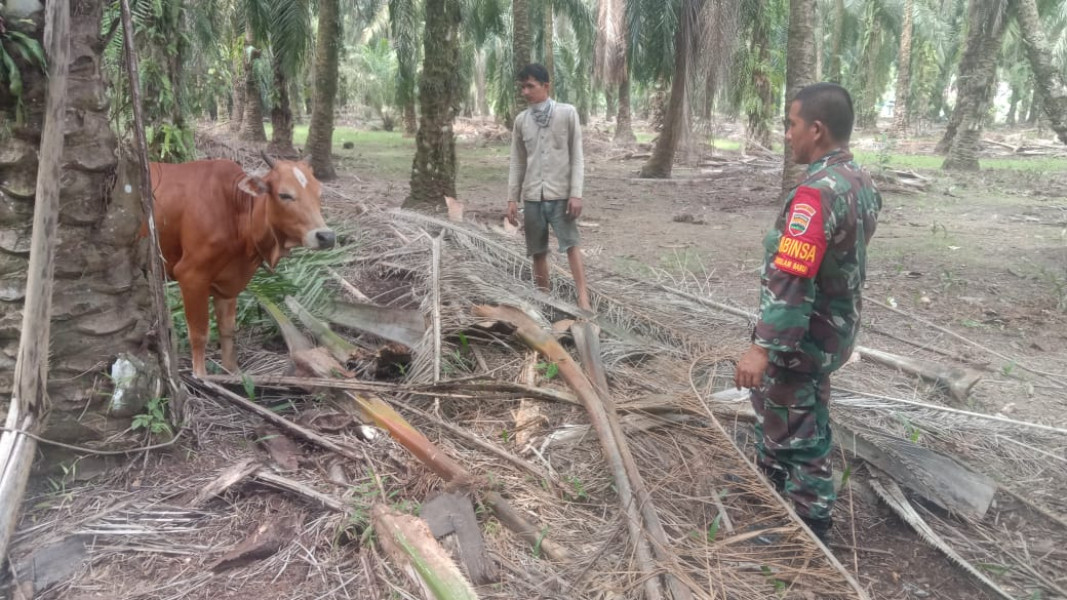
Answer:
[{"left": 6, "top": 118, "right": 1066, "bottom": 600}]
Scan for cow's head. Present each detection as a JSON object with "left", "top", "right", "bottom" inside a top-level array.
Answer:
[{"left": 239, "top": 152, "right": 336, "bottom": 261}]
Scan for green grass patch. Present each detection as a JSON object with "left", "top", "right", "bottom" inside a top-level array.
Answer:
[
  {"left": 853, "top": 150, "right": 1067, "bottom": 172},
  {"left": 710, "top": 138, "right": 742, "bottom": 152}
]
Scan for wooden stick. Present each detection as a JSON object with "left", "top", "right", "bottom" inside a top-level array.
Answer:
[
  {"left": 200, "top": 373, "right": 581, "bottom": 406},
  {"left": 184, "top": 458, "right": 260, "bottom": 508},
  {"left": 833, "top": 386, "right": 1067, "bottom": 435},
  {"left": 482, "top": 492, "right": 569, "bottom": 562},
  {"left": 868, "top": 298, "right": 1066, "bottom": 387},
  {"left": 189, "top": 377, "right": 365, "bottom": 463},
  {"left": 327, "top": 267, "right": 373, "bottom": 303},
  {"left": 570, "top": 321, "right": 693, "bottom": 600},
  {"left": 859, "top": 347, "right": 982, "bottom": 403},
  {"left": 251, "top": 302, "right": 571, "bottom": 563},
  {"left": 476, "top": 306, "right": 667, "bottom": 600},
  {"left": 121, "top": 0, "right": 186, "bottom": 419},
  {"left": 0, "top": 1, "right": 69, "bottom": 563},
  {"left": 253, "top": 470, "right": 351, "bottom": 514},
  {"left": 399, "top": 402, "right": 566, "bottom": 494},
  {"left": 690, "top": 374, "right": 872, "bottom": 599},
  {"left": 431, "top": 234, "right": 443, "bottom": 387},
  {"left": 652, "top": 281, "right": 996, "bottom": 400}
]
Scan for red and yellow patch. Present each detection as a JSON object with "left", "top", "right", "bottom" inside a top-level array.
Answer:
[{"left": 773, "top": 186, "right": 826, "bottom": 278}]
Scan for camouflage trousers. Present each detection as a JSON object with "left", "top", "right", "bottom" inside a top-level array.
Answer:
[{"left": 750, "top": 363, "right": 835, "bottom": 521}]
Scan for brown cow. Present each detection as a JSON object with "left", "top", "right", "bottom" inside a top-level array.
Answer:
[{"left": 146, "top": 152, "right": 335, "bottom": 377}]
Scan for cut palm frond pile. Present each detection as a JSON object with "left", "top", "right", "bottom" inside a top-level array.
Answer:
[{"left": 7, "top": 181, "right": 1066, "bottom": 599}]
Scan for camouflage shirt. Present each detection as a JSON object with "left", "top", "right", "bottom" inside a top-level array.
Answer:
[{"left": 753, "top": 149, "right": 882, "bottom": 374}]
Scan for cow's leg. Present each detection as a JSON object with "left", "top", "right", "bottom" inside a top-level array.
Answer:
[
  {"left": 213, "top": 296, "right": 239, "bottom": 373},
  {"left": 177, "top": 279, "right": 212, "bottom": 377}
]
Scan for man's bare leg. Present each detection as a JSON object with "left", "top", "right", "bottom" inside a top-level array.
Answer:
[
  {"left": 567, "top": 246, "right": 591, "bottom": 310},
  {"left": 532, "top": 252, "right": 551, "bottom": 292}
]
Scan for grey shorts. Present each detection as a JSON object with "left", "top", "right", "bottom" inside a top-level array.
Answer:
[{"left": 523, "top": 199, "right": 581, "bottom": 256}]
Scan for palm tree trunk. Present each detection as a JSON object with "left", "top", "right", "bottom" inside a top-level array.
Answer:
[
  {"left": 746, "top": 5, "right": 774, "bottom": 152},
  {"left": 782, "top": 0, "right": 818, "bottom": 196},
  {"left": 855, "top": 3, "right": 883, "bottom": 130},
  {"left": 150, "top": 0, "right": 190, "bottom": 159},
  {"left": 307, "top": 0, "right": 341, "bottom": 179},
  {"left": 404, "top": 102, "right": 418, "bottom": 135},
  {"left": 815, "top": 16, "right": 823, "bottom": 80},
  {"left": 405, "top": 0, "right": 461, "bottom": 209},
  {"left": 829, "top": 0, "right": 844, "bottom": 82},
  {"left": 291, "top": 78, "right": 304, "bottom": 122},
  {"left": 1006, "top": 84, "right": 1020, "bottom": 125},
  {"left": 892, "top": 0, "right": 914, "bottom": 136},
  {"left": 942, "top": 1, "right": 1008, "bottom": 170},
  {"left": 1008, "top": 0, "right": 1067, "bottom": 144},
  {"left": 0, "top": 0, "right": 152, "bottom": 443},
  {"left": 614, "top": 67, "right": 636, "bottom": 145},
  {"left": 230, "top": 74, "right": 245, "bottom": 131},
  {"left": 640, "top": 0, "right": 694, "bottom": 178},
  {"left": 543, "top": 0, "right": 554, "bottom": 80},
  {"left": 240, "top": 27, "right": 268, "bottom": 142},
  {"left": 511, "top": 0, "right": 532, "bottom": 123},
  {"left": 1027, "top": 87, "right": 1041, "bottom": 123},
  {"left": 268, "top": 56, "right": 296, "bottom": 156},
  {"left": 475, "top": 49, "right": 489, "bottom": 116}
]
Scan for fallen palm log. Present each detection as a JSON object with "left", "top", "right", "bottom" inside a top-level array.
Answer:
[
  {"left": 259, "top": 297, "right": 569, "bottom": 561},
  {"left": 373, "top": 504, "right": 480, "bottom": 600},
  {"left": 858, "top": 347, "right": 982, "bottom": 403},
  {"left": 475, "top": 304, "right": 687, "bottom": 600}
]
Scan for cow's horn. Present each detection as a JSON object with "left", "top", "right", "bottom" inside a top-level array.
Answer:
[{"left": 261, "top": 150, "right": 277, "bottom": 169}]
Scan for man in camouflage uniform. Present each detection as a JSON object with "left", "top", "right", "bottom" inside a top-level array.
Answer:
[{"left": 734, "top": 83, "right": 882, "bottom": 542}]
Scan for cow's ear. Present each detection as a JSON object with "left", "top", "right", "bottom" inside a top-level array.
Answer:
[{"left": 238, "top": 175, "right": 269, "bottom": 196}]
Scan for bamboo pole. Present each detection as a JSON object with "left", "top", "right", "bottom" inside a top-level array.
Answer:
[{"left": 0, "top": 0, "right": 70, "bottom": 563}]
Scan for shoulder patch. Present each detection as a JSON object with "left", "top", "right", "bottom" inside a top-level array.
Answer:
[
  {"left": 787, "top": 202, "right": 817, "bottom": 235},
  {"left": 773, "top": 186, "right": 827, "bottom": 278}
]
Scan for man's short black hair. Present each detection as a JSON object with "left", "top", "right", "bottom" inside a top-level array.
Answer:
[
  {"left": 792, "top": 83, "right": 854, "bottom": 142},
  {"left": 517, "top": 63, "right": 550, "bottom": 84}
]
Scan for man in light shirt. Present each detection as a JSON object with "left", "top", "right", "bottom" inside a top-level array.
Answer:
[{"left": 506, "top": 63, "right": 591, "bottom": 311}]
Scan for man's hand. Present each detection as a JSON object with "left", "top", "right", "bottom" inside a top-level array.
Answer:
[
  {"left": 506, "top": 201, "right": 519, "bottom": 226},
  {"left": 735, "top": 344, "right": 770, "bottom": 390},
  {"left": 566, "top": 197, "right": 582, "bottom": 220}
]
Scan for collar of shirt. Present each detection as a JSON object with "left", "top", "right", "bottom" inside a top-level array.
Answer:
[
  {"left": 806, "top": 147, "right": 852, "bottom": 175},
  {"left": 530, "top": 99, "right": 556, "bottom": 128}
]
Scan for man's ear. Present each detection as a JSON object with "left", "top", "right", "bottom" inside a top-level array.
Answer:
[{"left": 238, "top": 175, "right": 270, "bottom": 196}]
